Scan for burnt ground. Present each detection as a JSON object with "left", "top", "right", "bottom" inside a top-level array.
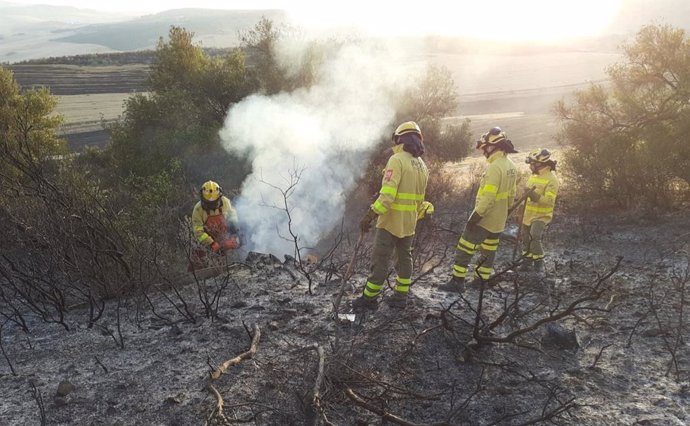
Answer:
[{"left": 0, "top": 210, "right": 689, "bottom": 425}]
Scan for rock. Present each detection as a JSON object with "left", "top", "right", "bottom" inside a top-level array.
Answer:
[
  {"left": 56, "top": 380, "right": 74, "bottom": 397},
  {"left": 542, "top": 323, "right": 579, "bottom": 350},
  {"left": 246, "top": 251, "right": 282, "bottom": 265},
  {"left": 53, "top": 396, "right": 68, "bottom": 407}
]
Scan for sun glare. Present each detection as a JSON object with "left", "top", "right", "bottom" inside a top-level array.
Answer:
[{"left": 289, "top": 0, "right": 622, "bottom": 42}]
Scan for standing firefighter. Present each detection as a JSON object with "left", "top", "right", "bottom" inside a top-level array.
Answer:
[
  {"left": 188, "top": 180, "right": 240, "bottom": 271},
  {"left": 352, "top": 121, "right": 431, "bottom": 311},
  {"left": 519, "top": 148, "right": 559, "bottom": 272},
  {"left": 440, "top": 126, "right": 517, "bottom": 292}
]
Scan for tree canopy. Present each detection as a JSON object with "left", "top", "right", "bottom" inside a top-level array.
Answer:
[
  {"left": 556, "top": 24, "right": 690, "bottom": 208},
  {"left": 107, "top": 26, "right": 255, "bottom": 185}
]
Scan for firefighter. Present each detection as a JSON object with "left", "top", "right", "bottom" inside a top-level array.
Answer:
[
  {"left": 440, "top": 126, "right": 517, "bottom": 292},
  {"left": 519, "top": 148, "right": 559, "bottom": 272},
  {"left": 188, "top": 180, "right": 240, "bottom": 271},
  {"left": 352, "top": 121, "right": 431, "bottom": 310}
]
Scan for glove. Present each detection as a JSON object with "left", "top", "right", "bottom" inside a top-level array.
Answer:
[
  {"left": 417, "top": 201, "right": 434, "bottom": 220},
  {"left": 359, "top": 209, "right": 377, "bottom": 233},
  {"left": 210, "top": 241, "right": 221, "bottom": 253},
  {"left": 222, "top": 237, "right": 239, "bottom": 250},
  {"left": 468, "top": 211, "right": 481, "bottom": 225},
  {"left": 526, "top": 188, "right": 541, "bottom": 202}
]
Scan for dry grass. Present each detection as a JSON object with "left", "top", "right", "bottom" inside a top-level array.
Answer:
[{"left": 54, "top": 93, "right": 134, "bottom": 124}]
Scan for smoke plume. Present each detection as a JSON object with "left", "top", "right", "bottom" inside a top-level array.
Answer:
[{"left": 219, "top": 39, "right": 415, "bottom": 256}]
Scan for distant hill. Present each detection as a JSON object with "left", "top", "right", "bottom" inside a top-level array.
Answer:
[
  {"left": 0, "top": 3, "right": 286, "bottom": 63},
  {"left": 1, "top": 0, "right": 688, "bottom": 64},
  {"left": 52, "top": 9, "right": 287, "bottom": 51}
]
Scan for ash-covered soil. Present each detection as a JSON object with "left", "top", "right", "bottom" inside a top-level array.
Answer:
[{"left": 1, "top": 212, "right": 688, "bottom": 425}]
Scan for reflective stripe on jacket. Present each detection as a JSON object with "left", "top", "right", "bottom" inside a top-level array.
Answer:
[
  {"left": 191, "top": 196, "right": 238, "bottom": 246},
  {"left": 371, "top": 144, "right": 429, "bottom": 238},
  {"left": 523, "top": 168, "right": 559, "bottom": 225},
  {"left": 473, "top": 151, "right": 517, "bottom": 233}
]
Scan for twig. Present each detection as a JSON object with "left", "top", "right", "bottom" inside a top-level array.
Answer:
[
  {"left": 332, "top": 232, "right": 365, "bottom": 317},
  {"left": 94, "top": 356, "right": 108, "bottom": 374},
  {"left": 344, "top": 387, "right": 450, "bottom": 426},
  {"left": 205, "top": 323, "right": 262, "bottom": 425},
  {"left": 29, "top": 380, "right": 46, "bottom": 426},
  {"left": 306, "top": 344, "right": 329, "bottom": 426},
  {"left": 210, "top": 323, "right": 261, "bottom": 380},
  {"left": 474, "top": 257, "right": 623, "bottom": 345},
  {"left": 0, "top": 323, "right": 17, "bottom": 375},
  {"left": 589, "top": 343, "right": 613, "bottom": 369}
]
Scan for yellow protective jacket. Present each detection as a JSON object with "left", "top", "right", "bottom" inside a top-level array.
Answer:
[
  {"left": 371, "top": 144, "right": 429, "bottom": 238},
  {"left": 522, "top": 168, "right": 559, "bottom": 225},
  {"left": 191, "top": 196, "right": 239, "bottom": 246},
  {"left": 473, "top": 151, "right": 517, "bottom": 233}
]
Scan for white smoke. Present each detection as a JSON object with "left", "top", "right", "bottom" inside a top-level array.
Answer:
[{"left": 219, "top": 39, "right": 418, "bottom": 256}]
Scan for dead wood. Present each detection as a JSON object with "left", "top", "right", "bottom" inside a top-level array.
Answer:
[
  {"left": 210, "top": 323, "right": 261, "bottom": 380},
  {"left": 305, "top": 344, "right": 332, "bottom": 426},
  {"left": 205, "top": 323, "right": 261, "bottom": 425},
  {"left": 344, "top": 387, "right": 450, "bottom": 426},
  {"left": 331, "top": 231, "right": 364, "bottom": 317}
]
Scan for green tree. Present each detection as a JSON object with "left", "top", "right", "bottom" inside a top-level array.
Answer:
[
  {"left": 0, "top": 67, "right": 64, "bottom": 156},
  {"left": 556, "top": 24, "right": 690, "bottom": 208},
  {"left": 0, "top": 66, "right": 65, "bottom": 191},
  {"left": 240, "top": 17, "right": 324, "bottom": 94},
  {"left": 394, "top": 64, "right": 470, "bottom": 162},
  {"left": 107, "top": 26, "right": 255, "bottom": 186}
]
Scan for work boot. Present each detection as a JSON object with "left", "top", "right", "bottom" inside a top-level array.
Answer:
[
  {"left": 438, "top": 277, "right": 465, "bottom": 293},
  {"left": 386, "top": 292, "right": 408, "bottom": 309},
  {"left": 351, "top": 295, "right": 379, "bottom": 312},
  {"left": 533, "top": 260, "right": 544, "bottom": 273}
]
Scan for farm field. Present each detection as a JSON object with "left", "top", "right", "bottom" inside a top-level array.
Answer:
[
  {"left": 9, "top": 64, "right": 148, "bottom": 95},
  {"left": 8, "top": 48, "right": 618, "bottom": 151}
]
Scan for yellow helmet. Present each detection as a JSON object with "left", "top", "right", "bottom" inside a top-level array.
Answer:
[
  {"left": 526, "top": 148, "right": 551, "bottom": 164},
  {"left": 476, "top": 126, "right": 507, "bottom": 149},
  {"left": 200, "top": 180, "right": 222, "bottom": 202},
  {"left": 392, "top": 121, "right": 422, "bottom": 142}
]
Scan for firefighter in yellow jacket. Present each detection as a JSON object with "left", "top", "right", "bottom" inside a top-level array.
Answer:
[
  {"left": 519, "top": 148, "right": 559, "bottom": 272},
  {"left": 440, "top": 126, "right": 517, "bottom": 292},
  {"left": 188, "top": 180, "right": 240, "bottom": 271},
  {"left": 352, "top": 121, "right": 431, "bottom": 310}
]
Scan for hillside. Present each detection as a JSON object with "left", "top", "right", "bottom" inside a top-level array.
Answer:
[
  {"left": 52, "top": 9, "right": 287, "bottom": 51},
  {"left": 0, "top": 5, "right": 287, "bottom": 63},
  {"left": 1, "top": 204, "right": 688, "bottom": 425}
]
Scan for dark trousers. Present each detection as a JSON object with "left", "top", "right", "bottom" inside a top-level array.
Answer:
[
  {"left": 362, "top": 228, "right": 414, "bottom": 299},
  {"left": 452, "top": 223, "right": 501, "bottom": 280}
]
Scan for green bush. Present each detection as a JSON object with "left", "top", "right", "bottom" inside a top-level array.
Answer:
[{"left": 556, "top": 24, "right": 690, "bottom": 209}]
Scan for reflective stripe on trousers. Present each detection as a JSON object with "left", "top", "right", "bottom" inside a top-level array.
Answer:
[
  {"left": 362, "top": 228, "right": 414, "bottom": 298},
  {"left": 521, "top": 220, "right": 547, "bottom": 260},
  {"left": 452, "top": 222, "right": 501, "bottom": 280}
]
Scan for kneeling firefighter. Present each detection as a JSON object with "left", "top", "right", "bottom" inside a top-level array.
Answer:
[{"left": 188, "top": 180, "right": 240, "bottom": 271}]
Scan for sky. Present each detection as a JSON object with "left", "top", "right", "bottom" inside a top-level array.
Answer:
[{"left": 7, "top": 0, "right": 624, "bottom": 42}]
